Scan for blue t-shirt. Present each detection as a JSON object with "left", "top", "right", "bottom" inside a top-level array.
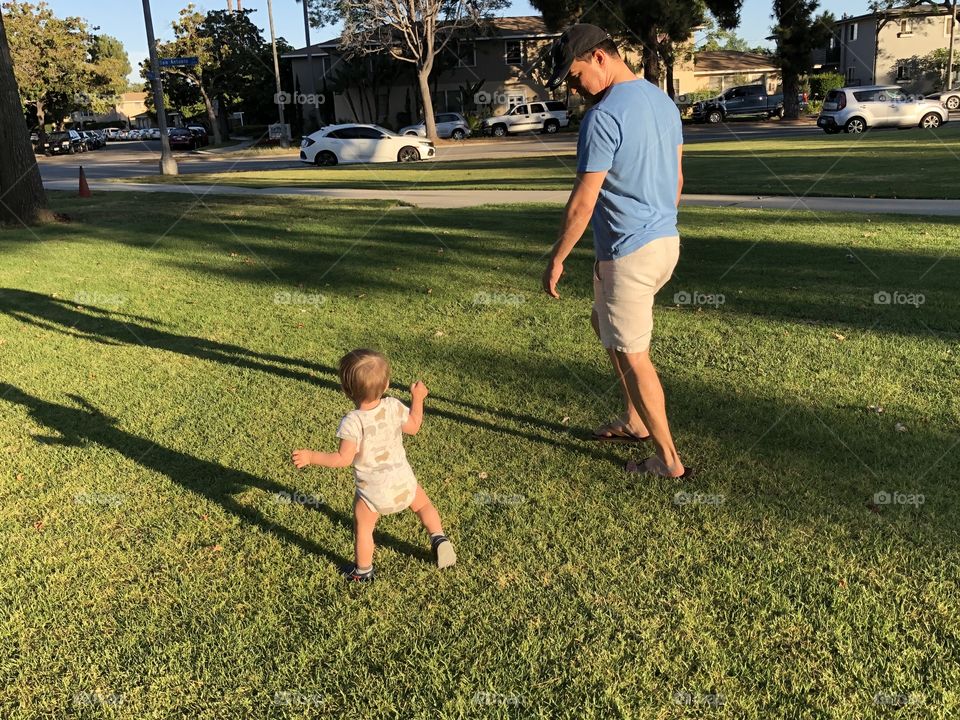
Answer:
[{"left": 577, "top": 79, "right": 683, "bottom": 261}]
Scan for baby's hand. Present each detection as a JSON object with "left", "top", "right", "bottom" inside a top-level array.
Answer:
[
  {"left": 292, "top": 449, "right": 315, "bottom": 469},
  {"left": 410, "top": 380, "right": 429, "bottom": 401}
]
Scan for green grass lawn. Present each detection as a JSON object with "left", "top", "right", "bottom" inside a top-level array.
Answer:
[
  {"left": 2, "top": 192, "right": 959, "bottom": 718},
  {"left": 122, "top": 123, "right": 960, "bottom": 199}
]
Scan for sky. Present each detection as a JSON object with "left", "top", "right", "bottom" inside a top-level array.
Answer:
[{"left": 42, "top": 0, "right": 868, "bottom": 83}]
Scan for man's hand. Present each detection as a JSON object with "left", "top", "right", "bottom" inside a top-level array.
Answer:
[
  {"left": 542, "top": 257, "right": 564, "bottom": 298},
  {"left": 291, "top": 449, "right": 315, "bottom": 469},
  {"left": 410, "top": 380, "right": 429, "bottom": 401}
]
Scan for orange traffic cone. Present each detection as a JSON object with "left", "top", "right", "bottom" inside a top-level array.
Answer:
[{"left": 78, "top": 165, "right": 92, "bottom": 198}]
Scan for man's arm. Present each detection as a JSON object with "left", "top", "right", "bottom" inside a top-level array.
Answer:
[
  {"left": 676, "top": 145, "right": 684, "bottom": 207},
  {"left": 542, "top": 170, "right": 607, "bottom": 298}
]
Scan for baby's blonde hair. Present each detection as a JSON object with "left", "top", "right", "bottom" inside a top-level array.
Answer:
[{"left": 338, "top": 349, "right": 390, "bottom": 403}]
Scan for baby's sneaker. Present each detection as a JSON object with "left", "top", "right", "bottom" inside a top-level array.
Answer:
[
  {"left": 341, "top": 564, "right": 375, "bottom": 583},
  {"left": 430, "top": 534, "right": 457, "bottom": 569}
]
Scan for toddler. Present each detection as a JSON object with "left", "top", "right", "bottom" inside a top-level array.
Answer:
[{"left": 293, "top": 349, "right": 456, "bottom": 582}]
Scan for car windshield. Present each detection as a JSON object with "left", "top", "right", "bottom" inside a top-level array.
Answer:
[
  {"left": 49, "top": 133, "right": 69, "bottom": 141},
  {"left": 372, "top": 125, "right": 395, "bottom": 136}
]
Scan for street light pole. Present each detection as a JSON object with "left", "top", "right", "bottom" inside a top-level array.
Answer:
[
  {"left": 141, "top": 0, "right": 177, "bottom": 175},
  {"left": 266, "top": 0, "right": 288, "bottom": 147},
  {"left": 948, "top": 0, "right": 957, "bottom": 91}
]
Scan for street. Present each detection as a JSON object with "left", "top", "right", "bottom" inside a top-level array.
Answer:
[{"left": 37, "top": 119, "right": 826, "bottom": 183}]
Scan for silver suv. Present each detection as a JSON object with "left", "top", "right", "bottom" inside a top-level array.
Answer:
[
  {"left": 481, "top": 100, "right": 569, "bottom": 137},
  {"left": 817, "top": 85, "right": 948, "bottom": 134}
]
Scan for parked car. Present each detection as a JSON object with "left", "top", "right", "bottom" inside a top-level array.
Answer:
[
  {"left": 692, "top": 84, "right": 805, "bottom": 123},
  {"left": 817, "top": 85, "right": 948, "bottom": 134},
  {"left": 299, "top": 123, "right": 435, "bottom": 166},
  {"left": 167, "top": 127, "right": 197, "bottom": 151},
  {"left": 480, "top": 100, "right": 569, "bottom": 137},
  {"left": 104, "top": 127, "right": 120, "bottom": 141},
  {"left": 79, "top": 131, "right": 103, "bottom": 150},
  {"left": 923, "top": 90, "right": 960, "bottom": 112},
  {"left": 42, "top": 130, "right": 85, "bottom": 155},
  {"left": 399, "top": 112, "right": 471, "bottom": 140},
  {"left": 186, "top": 125, "right": 210, "bottom": 147}
]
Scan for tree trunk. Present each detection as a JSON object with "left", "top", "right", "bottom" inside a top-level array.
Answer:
[
  {"left": 198, "top": 85, "right": 222, "bottom": 144},
  {"left": 642, "top": 28, "right": 661, "bottom": 87},
  {"left": 781, "top": 71, "right": 800, "bottom": 119},
  {"left": 664, "top": 51, "right": 676, "bottom": 99},
  {"left": 0, "top": 10, "right": 47, "bottom": 226},
  {"left": 418, "top": 63, "right": 438, "bottom": 141}
]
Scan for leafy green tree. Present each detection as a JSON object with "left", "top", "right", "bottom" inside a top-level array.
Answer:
[{"left": 770, "top": 0, "right": 833, "bottom": 118}]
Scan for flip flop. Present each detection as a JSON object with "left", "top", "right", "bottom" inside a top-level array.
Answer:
[
  {"left": 590, "top": 421, "right": 651, "bottom": 443},
  {"left": 625, "top": 457, "right": 696, "bottom": 479}
]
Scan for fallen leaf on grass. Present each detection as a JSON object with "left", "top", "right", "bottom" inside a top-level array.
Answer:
[
  {"left": 561, "top": 416, "right": 570, "bottom": 425},
  {"left": 33, "top": 520, "right": 45, "bottom": 532},
  {"left": 832, "top": 332, "right": 846, "bottom": 342},
  {"left": 478, "top": 471, "right": 488, "bottom": 480},
  {"left": 894, "top": 422, "right": 907, "bottom": 433},
  {"left": 865, "top": 502, "right": 881, "bottom": 514}
]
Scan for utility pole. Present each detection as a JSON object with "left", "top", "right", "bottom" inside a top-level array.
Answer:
[
  {"left": 948, "top": 0, "right": 957, "bottom": 90},
  {"left": 266, "top": 0, "right": 289, "bottom": 147},
  {"left": 141, "top": 0, "right": 178, "bottom": 175},
  {"left": 301, "top": 0, "right": 320, "bottom": 132}
]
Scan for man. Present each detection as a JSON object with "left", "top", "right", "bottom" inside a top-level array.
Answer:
[{"left": 541, "top": 24, "right": 693, "bottom": 479}]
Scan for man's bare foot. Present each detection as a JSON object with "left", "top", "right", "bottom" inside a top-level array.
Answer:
[
  {"left": 625, "top": 455, "right": 692, "bottom": 479},
  {"left": 592, "top": 416, "right": 650, "bottom": 441}
]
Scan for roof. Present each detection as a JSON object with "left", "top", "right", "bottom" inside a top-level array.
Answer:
[
  {"left": 283, "top": 15, "right": 559, "bottom": 58},
  {"left": 694, "top": 51, "right": 777, "bottom": 74},
  {"left": 836, "top": 5, "right": 952, "bottom": 25}
]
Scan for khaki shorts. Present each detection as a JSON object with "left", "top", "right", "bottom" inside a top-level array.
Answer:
[{"left": 593, "top": 236, "right": 680, "bottom": 354}]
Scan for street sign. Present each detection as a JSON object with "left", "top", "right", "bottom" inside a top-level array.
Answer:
[{"left": 158, "top": 56, "right": 198, "bottom": 68}]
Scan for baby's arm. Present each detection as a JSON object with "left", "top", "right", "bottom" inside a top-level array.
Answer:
[
  {"left": 402, "top": 381, "right": 429, "bottom": 435},
  {"left": 292, "top": 439, "right": 357, "bottom": 469}
]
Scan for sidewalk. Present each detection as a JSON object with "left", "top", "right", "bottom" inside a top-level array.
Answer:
[{"left": 43, "top": 179, "right": 960, "bottom": 215}]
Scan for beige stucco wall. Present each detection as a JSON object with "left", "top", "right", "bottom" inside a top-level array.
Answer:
[{"left": 876, "top": 13, "right": 959, "bottom": 91}]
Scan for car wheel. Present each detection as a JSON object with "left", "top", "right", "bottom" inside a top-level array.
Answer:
[
  {"left": 451, "top": 128, "right": 466, "bottom": 140},
  {"left": 946, "top": 95, "right": 960, "bottom": 111},
  {"left": 707, "top": 110, "right": 723, "bottom": 124},
  {"left": 844, "top": 117, "right": 866, "bottom": 133},
  {"left": 397, "top": 146, "right": 421, "bottom": 163},
  {"left": 543, "top": 120, "right": 559, "bottom": 134},
  {"left": 491, "top": 124, "right": 507, "bottom": 137},
  {"left": 314, "top": 150, "right": 337, "bottom": 167},
  {"left": 920, "top": 112, "right": 942, "bottom": 129}
]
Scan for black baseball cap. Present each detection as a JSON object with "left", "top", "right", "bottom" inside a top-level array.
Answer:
[{"left": 546, "top": 24, "right": 613, "bottom": 90}]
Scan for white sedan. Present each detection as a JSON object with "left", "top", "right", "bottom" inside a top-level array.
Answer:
[{"left": 299, "top": 123, "right": 435, "bottom": 166}]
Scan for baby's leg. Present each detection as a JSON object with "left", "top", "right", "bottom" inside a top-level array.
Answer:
[
  {"left": 354, "top": 495, "right": 379, "bottom": 569},
  {"left": 409, "top": 483, "right": 443, "bottom": 535}
]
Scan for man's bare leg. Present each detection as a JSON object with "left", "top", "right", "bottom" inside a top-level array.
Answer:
[
  {"left": 614, "top": 348, "right": 684, "bottom": 477},
  {"left": 592, "top": 309, "right": 649, "bottom": 437}
]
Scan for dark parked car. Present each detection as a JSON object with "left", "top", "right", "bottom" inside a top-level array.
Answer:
[
  {"left": 167, "top": 127, "right": 196, "bottom": 151},
  {"left": 42, "top": 130, "right": 85, "bottom": 155},
  {"left": 692, "top": 84, "right": 807, "bottom": 123},
  {"left": 79, "top": 131, "right": 103, "bottom": 151}
]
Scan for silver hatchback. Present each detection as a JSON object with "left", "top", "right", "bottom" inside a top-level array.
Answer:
[{"left": 817, "top": 85, "right": 948, "bottom": 134}]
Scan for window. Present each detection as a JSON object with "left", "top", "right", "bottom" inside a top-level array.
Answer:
[
  {"left": 505, "top": 40, "right": 525, "bottom": 65},
  {"left": 528, "top": 102, "right": 545, "bottom": 113},
  {"left": 847, "top": 23, "right": 858, "bottom": 41},
  {"left": 896, "top": 64, "right": 912, "bottom": 81},
  {"left": 457, "top": 41, "right": 475, "bottom": 68},
  {"left": 353, "top": 127, "right": 385, "bottom": 139},
  {"left": 899, "top": 18, "right": 913, "bottom": 35},
  {"left": 512, "top": 104, "right": 528, "bottom": 115},
  {"left": 829, "top": 35, "right": 836, "bottom": 50},
  {"left": 745, "top": 85, "right": 764, "bottom": 96},
  {"left": 846, "top": 67, "right": 856, "bottom": 82},
  {"left": 545, "top": 100, "right": 566, "bottom": 111}
]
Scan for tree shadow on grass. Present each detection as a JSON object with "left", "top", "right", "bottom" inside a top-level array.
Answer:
[{"left": 0, "top": 382, "right": 434, "bottom": 567}]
